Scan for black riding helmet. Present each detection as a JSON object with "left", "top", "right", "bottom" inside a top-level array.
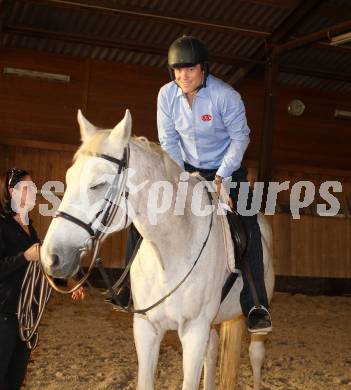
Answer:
[{"left": 168, "top": 35, "right": 209, "bottom": 87}]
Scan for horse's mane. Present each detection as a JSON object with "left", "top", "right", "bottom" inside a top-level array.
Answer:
[
  {"left": 131, "top": 136, "right": 165, "bottom": 157},
  {"left": 131, "top": 137, "right": 185, "bottom": 182},
  {"left": 73, "top": 132, "right": 181, "bottom": 180},
  {"left": 73, "top": 130, "right": 166, "bottom": 159},
  {"left": 73, "top": 130, "right": 110, "bottom": 161}
]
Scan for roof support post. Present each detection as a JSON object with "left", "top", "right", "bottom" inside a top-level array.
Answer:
[{"left": 258, "top": 55, "right": 278, "bottom": 212}]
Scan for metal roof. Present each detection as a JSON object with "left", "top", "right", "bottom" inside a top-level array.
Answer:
[{"left": 2, "top": 0, "right": 351, "bottom": 94}]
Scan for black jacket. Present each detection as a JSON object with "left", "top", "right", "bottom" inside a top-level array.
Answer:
[{"left": 0, "top": 215, "right": 39, "bottom": 314}]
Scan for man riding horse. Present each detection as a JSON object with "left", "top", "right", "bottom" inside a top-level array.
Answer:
[{"left": 114, "top": 35, "right": 272, "bottom": 334}]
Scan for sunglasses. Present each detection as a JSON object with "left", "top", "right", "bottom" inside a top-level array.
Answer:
[{"left": 7, "top": 168, "right": 28, "bottom": 189}]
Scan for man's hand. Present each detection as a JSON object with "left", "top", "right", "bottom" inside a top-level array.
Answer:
[
  {"left": 214, "top": 175, "right": 234, "bottom": 209},
  {"left": 214, "top": 175, "right": 222, "bottom": 196}
]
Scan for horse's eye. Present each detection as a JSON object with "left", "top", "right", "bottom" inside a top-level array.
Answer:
[{"left": 90, "top": 182, "right": 107, "bottom": 190}]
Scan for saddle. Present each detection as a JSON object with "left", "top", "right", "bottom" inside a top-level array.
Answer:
[{"left": 220, "top": 209, "right": 249, "bottom": 303}]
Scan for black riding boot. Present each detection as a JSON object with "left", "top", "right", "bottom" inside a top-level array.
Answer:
[
  {"left": 229, "top": 167, "right": 272, "bottom": 333},
  {"left": 240, "top": 215, "right": 272, "bottom": 333}
]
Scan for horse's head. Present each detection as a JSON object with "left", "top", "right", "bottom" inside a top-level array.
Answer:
[{"left": 41, "top": 110, "right": 132, "bottom": 278}]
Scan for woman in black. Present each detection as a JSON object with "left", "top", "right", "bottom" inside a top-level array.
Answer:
[
  {"left": 0, "top": 168, "right": 40, "bottom": 390},
  {"left": 0, "top": 168, "right": 85, "bottom": 389}
]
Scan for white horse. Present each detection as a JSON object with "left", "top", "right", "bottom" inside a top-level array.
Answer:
[{"left": 41, "top": 110, "right": 274, "bottom": 390}]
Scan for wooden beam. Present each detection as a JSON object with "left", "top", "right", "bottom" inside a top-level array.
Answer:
[
  {"left": 313, "top": 41, "right": 351, "bottom": 54},
  {"left": 0, "top": 137, "right": 77, "bottom": 151},
  {"left": 273, "top": 19, "right": 351, "bottom": 55},
  {"left": 24, "top": 0, "right": 271, "bottom": 38},
  {"left": 82, "top": 58, "right": 91, "bottom": 115},
  {"left": 227, "top": 0, "right": 320, "bottom": 85},
  {"left": 258, "top": 56, "right": 278, "bottom": 207},
  {"left": 280, "top": 64, "right": 351, "bottom": 83},
  {"left": 0, "top": 0, "right": 10, "bottom": 45},
  {"left": 3, "top": 24, "right": 266, "bottom": 67},
  {"left": 245, "top": 159, "right": 351, "bottom": 180},
  {"left": 266, "top": 1, "right": 321, "bottom": 46},
  {"left": 249, "top": 61, "right": 351, "bottom": 84},
  {"left": 316, "top": 3, "right": 351, "bottom": 21},
  {"left": 240, "top": 0, "right": 300, "bottom": 7}
]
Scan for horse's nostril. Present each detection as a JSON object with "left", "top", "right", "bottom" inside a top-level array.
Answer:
[{"left": 50, "top": 254, "right": 60, "bottom": 268}]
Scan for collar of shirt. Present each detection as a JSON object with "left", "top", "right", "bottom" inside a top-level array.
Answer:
[{"left": 175, "top": 83, "right": 209, "bottom": 99}]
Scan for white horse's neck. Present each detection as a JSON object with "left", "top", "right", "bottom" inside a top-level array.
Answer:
[{"left": 124, "top": 140, "right": 214, "bottom": 272}]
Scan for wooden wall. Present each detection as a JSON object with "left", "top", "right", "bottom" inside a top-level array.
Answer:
[
  {"left": 270, "top": 168, "right": 351, "bottom": 279},
  {"left": 0, "top": 48, "right": 167, "bottom": 145},
  {"left": 246, "top": 163, "right": 351, "bottom": 278},
  {"left": 271, "top": 214, "right": 351, "bottom": 278},
  {"left": 1, "top": 48, "right": 351, "bottom": 278}
]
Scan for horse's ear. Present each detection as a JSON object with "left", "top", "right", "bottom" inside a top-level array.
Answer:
[
  {"left": 77, "top": 109, "right": 97, "bottom": 142},
  {"left": 108, "top": 109, "right": 132, "bottom": 145}
]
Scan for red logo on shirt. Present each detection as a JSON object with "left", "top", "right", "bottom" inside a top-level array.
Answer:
[{"left": 201, "top": 114, "right": 212, "bottom": 122}]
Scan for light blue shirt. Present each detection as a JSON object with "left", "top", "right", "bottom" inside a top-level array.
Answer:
[{"left": 157, "top": 74, "right": 250, "bottom": 178}]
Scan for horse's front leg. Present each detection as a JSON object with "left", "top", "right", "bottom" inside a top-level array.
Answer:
[
  {"left": 179, "top": 320, "right": 211, "bottom": 390},
  {"left": 134, "top": 315, "right": 164, "bottom": 390}
]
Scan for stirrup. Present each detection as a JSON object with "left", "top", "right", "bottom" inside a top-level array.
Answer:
[
  {"left": 247, "top": 305, "right": 272, "bottom": 335},
  {"left": 104, "top": 284, "right": 133, "bottom": 312}
]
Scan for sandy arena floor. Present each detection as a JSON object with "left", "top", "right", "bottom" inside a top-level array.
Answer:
[{"left": 25, "top": 289, "right": 351, "bottom": 390}]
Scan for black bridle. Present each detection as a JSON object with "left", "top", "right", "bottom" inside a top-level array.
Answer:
[{"left": 55, "top": 147, "right": 130, "bottom": 242}]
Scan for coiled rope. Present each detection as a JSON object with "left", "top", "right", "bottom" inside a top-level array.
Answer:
[{"left": 17, "top": 261, "right": 52, "bottom": 350}]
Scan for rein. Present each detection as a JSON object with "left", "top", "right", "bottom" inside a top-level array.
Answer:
[{"left": 104, "top": 183, "right": 214, "bottom": 315}]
